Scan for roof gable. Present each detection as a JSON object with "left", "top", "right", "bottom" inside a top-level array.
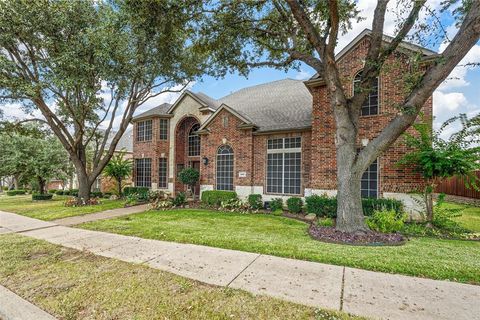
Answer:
[
  {"left": 167, "top": 90, "right": 219, "bottom": 114},
  {"left": 198, "top": 103, "right": 254, "bottom": 132}
]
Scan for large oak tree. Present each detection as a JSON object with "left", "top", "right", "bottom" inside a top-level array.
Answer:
[
  {"left": 0, "top": 0, "right": 216, "bottom": 200},
  {"left": 205, "top": 0, "right": 480, "bottom": 232}
]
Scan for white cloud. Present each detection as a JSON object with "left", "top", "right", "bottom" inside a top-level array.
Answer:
[
  {"left": 0, "top": 102, "right": 43, "bottom": 121},
  {"left": 294, "top": 69, "right": 311, "bottom": 80},
  {"left": 433, "top": 91, "right": 468, "bottom": 113}
]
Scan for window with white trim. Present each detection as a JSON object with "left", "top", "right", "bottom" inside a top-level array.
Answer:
[
  {"left": 159, "top": 119, "right": 168, "bottom": 140},
  {"left": 158, "top": 158, "right": 168, "bottom": 188},
  {"left": 188, "top": 124, "right": 200, "bottom": 156},
  {"left": 135, "top": 158, "right": 151, "bottom": 188},
  {"left": 361, "top": 159, "right": 378, "bottom": 198},
  {"left": 136, "top": 120, "right": 152, "bottom": 142},
  {"left": 354, "top": 72, "right": 379, "bottom": 116},
  {"left": 266, "top": 137, "right": 301, "bottom": 195},
  {"left": 216, "top": 145, "right": 234, "bottom": 191}
]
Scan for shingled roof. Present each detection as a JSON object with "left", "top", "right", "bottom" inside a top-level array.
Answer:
[
  {"left": 215, "top": 79, "right": 312, "bottom": 132},
  {"left": 132, "top": 103, "right": 171, "bottom": 121}
]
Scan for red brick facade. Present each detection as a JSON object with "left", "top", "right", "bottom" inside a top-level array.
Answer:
[
  {"left": 131, "top": 35, "right": 432, "bottom": 200},
  {"left": 308, "top": 36, "right": 432, "bottom": 195}
]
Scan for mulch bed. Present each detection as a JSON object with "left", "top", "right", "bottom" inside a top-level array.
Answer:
[{"left": 308, "top": 224, "right": 406, "bottom": 246}]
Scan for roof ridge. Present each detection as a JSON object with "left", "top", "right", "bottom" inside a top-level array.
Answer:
[{"left": 219, "top": 78, "right": 301, "bottom": 100}]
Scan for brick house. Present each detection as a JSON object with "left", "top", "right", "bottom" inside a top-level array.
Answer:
[{"left": 131, "top": 30, "right": 435, "bottom": 212}]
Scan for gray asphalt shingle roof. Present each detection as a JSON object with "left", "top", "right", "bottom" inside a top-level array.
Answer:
[
  {"left": 217, "top": 79, "right": 312, "bottom": 132},
  {"left": 132, "top": 103, "right": 171, "bottom": 120}
]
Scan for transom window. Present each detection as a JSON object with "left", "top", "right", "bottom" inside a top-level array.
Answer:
[
  {"left": 266, "top": 137, "right": 302, "bottom": 195},
  {"left": 135, "top": 158, "right": 152, "bottom": 188},
  {"left": 136, "top": 120, "right": 152, "bottom": 142},
  {"left": 188, "top": 124, "right": 200, "bottom": 157},
  {"left": 159, "top": 119, "right": 168, "bottom": 140},
  {"left": 216, "top": 145, "right": 234, "bottom": 191},
  {"left": 354, "top": 72, "right": 379, "bottom": 116},
  {"left": 158, "top": 158, "right": 168, "bottom": 188},
  {"left": 361, "top": 159, "right": 378, "bottom": 198}
]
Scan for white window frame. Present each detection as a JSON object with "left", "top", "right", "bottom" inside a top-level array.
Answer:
[
  {"left": 361, "top": 158, "right": 379, "bottom": 198},
  {"left": 136, "top": 120, "right": 152, "bottom": 142},
  {"left": 266, "top": 137, "right": 302, "bottom": 195},
  {"left": 158, "top": 158, "right": 168, "bottom": 189},
  {"left": 353, "top": 72, "right": 380, "bottom": 116},
  {"left": 159, "top": 119, "right": 168, "bottom": 140},
  {"left": 216, "top": 145, "right": 234, "bottom": 191}
]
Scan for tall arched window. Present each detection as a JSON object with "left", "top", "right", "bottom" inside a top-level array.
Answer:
[
  {"left": 188, "top": 124, "right": 200, "bottom": 156},
  {"left": 216, "top": 145, "right": 234, "bottom": 191},
  {"left": 354, "top": 72, "right": 379, "bottom": 116}
]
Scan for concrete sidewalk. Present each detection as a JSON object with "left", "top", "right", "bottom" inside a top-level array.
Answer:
[
  {"left": 0, "top": 285, "right": 57, "bottom": 320},
  {"left": 51, "top": 204, "right": 149, "bottom": 226},
  {"left": 1, "top": 210, "right": 479, "bottom": 320}
]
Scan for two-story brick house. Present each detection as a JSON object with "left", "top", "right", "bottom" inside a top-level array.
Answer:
[{"left": 131, "top": 30, "right": 434, "bottom": 212}]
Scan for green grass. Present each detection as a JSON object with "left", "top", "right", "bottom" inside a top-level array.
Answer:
[
  {"left": 80, "top": 209, "right": 480, "bottom": 285},
  {"left": 0, "top": 194, "right": 125, "bottom": 221},
  {"left": 443, "top": 202, "right": 480, "bottom": 233},
  {"left": 0, "top": 234, "right": 363, "bottom": 320}
]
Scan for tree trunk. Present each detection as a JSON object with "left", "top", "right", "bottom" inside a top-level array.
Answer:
[
  {"left": 77, "top": 170, "right": 92, "bottom": 201},
  {"left": 117, "top": 177, "right": 122, "bottom": 196},
  {"left": 37, "top": 177, "right": 46, "bottom": 194},
  {"left": 425, "top": 187, "right": 434, "bottom": 228},
  {"left": 335, "top": 168, "right": 368, "bottom": 233},
  {"left": 13, "top": 175, "right": 19, "bottom": 190}
]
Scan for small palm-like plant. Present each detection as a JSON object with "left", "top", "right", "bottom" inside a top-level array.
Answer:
[{"left": 103, "top": 151, "right": 132, "bottom": 196}]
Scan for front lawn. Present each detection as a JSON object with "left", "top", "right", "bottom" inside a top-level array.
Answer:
[
  {"left": 444, "top": 202, "right": 480, "bottom": 233},
  {"left": 80, "top": 209, "right": 480, "bottom": 284},
  {"left": 0, "top": 234, "right": 361, "bottom": 320},
  {"left": 0, "top": 194, "right": 125, "bottom": 221}
]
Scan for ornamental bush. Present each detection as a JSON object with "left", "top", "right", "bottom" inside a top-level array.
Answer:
[
  {"left": 269, "top": 198, "right": 284, "bottom": 212},
  {"left": 55, "top": 190, "right": 64, "bottom": 195},
  {"left": 172, "top": 192, "right": 187, "bottom": 207},
  {"left": 48, "top": 189, "right": 57, "bottom": 194},
  {"left": 247, "top": 194, "right": 263, "bottom": 210},
  {"left": 201, "top": 190, "right": 237, "bottom": 206},
  {"left": 304, "top": 194, "right": 404, "bottom": 218},
  {"left": 6, "top": 189, "right": 26, "bottom": 196},
  {"left": 32, "top": 193, "right": 53, "bottom": 201},
  {"left": 123, "top": 187, "right": 149, "bottom": 201},
  {"left": 366, "top": 209, "right": 407, "bottom": 233},
  {"left": 286, "top": 197, "right": 303, "bottom": 214},
  {"left": 90, "top": 191, "right": 103, "bottom": 198}
]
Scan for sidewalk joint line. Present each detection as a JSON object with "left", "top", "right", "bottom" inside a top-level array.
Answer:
[
  {"left": 16, "top": 224, "right": 57, "bottom": 234},
  {"left": 340, "top": 267, "right": 345, "bottom": 311},
  {"left": 226, "top": 254, "right": 262, "bottom": 287}
]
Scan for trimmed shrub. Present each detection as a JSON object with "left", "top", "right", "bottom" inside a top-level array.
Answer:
[
  {"left": 366, "top": 209, "right": 407, "bottom": 233},
  {"left": 48, "top": 189, "right": 57, "bottom": 194},
  {"left": 90, "top": 191, "right": 103, "bottom": 198},
  {"left": 247, "top": 194, "right": 262, "bottom": 210},
  {"left": 6, "top": 189, "right": 26, "bottom": 196},
  {"left": 305, "top": 194, "right": 336, "bottom": 218},
  {"left": 63, "top": 190, "right": 71, "bottom": 196},
  {"left": 103, "top": 192, "right": 112, "bottom": 198},
  {"left": 286, "top": 197, "right": 303, "bottom": 214},
  {"left": 304, "top": 194, "right": 404, "bottom": 218},
  {"left": 123, "top": 187, "right": 149, "bottom": 201},
  {"left": 55, "top": 190, "right": 65, "bottom": 195},
  {"left": 269, "top": 198, "right": 283, "bottom": 212},
  {"left": 32, "top": 193, "right": 53, "bottom": 201},
  {"left": 172, "top": 192, "right": 187, "bottom": 207},
  {"left": 70, "top": 189, "right": 79, "bottom": 197},
  {"left": 201, "top": 190, "right": 237, "bottom": 206},
  {"left": 317, "top": 217, "right": 334, "bottom": 227}
]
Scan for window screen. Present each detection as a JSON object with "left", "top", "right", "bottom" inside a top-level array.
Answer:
[
  {"left": 136, "top": 120, "right": 152, "bottom": 142},
  {"left": 188, "top": 124, "right": 200, "bottom": 156},
  {"left": 159, "top": 119, "right": 168, "bottom": 140},
  {"left": 354, "top": 72, "right": 379, "bottom": 116},
  {"left": 135, "top": 158, "right": 151, "bottom": 188},
  {"left": 361, "top": 159, "right": 378, "bottom": 198},
  {"left": 266, "top": 137, "right": 301, "bottom": 195},
  {"left": 216, "top": 145, "right": 234, "bottom": 191},
  {"left": 158, "top": 158, "right": 168, "bottom": 188}
]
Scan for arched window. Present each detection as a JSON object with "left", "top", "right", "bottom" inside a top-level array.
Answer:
[
  {"left": 216, "top": 145, "right": 234, "bottom": 191},
  {"left": 188, "top": 124, "right": 200, "bottom": 156},
  {"left": 354, "top": 72, "right": 379, "bottom": 116}
]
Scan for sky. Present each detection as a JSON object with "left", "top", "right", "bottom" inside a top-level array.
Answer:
[{"left": 2, "top": 0, "right": 479, "bottom": 139}]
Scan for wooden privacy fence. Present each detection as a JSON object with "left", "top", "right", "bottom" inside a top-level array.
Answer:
[{"left": 435, "top": 171, "right": 480, "bottom": 199}]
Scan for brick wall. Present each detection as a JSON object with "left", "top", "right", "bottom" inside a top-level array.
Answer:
[
  {"left": 309, "top": 37, "right": 432, "bottom": 194},
  {"left": 132, "top": 117, "right": 170, "bottom": 187}
]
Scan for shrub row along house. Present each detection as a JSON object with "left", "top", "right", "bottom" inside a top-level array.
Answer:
[{"left": 131, "top": 30, "right": 434, "bottom": 213}]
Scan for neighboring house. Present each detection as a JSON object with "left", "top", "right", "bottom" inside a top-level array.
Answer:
[{"left": 131, "top": 30, "right": 434, "bottom": 212}]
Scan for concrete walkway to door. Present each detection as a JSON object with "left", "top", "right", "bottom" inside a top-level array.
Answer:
[{"left": 0, "top": 210, "right": 479, "bottom": 320}]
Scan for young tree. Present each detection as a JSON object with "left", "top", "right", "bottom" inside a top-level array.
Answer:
[
  {"left": 178, "top": 167, "right": 200, "bottom": 198},
  {"left": 0, "top": 0, "right": 216, "bottom": 201},
  {"left": 399, "top": 116, "right": 480, "bottom": 227},
  {"left": 206, "top": 0, "right": 480, "bottom": 232},
  {"left": 103, "top": 151, "right": 132, "bottom": 196}
]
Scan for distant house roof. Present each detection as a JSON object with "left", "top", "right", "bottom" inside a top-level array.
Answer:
[{"left": 115, "top": 128, "right": 133, "bottom": 153}]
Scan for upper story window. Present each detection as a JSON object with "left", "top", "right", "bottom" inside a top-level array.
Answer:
[
  {"left": 159, "top": 119, "right": 168, "bottom": 140},
  {"left": 188, "top": 124, "right": 200, "bottom": 157},
  {"left": 266, "top": 137, "right": 302, "bottom": 195},
  {"left": 354, "top": 72, "right": 379, "bottom": 116},
  {"left": 136, "top": 120, "right": 152, "bottom": 142}
]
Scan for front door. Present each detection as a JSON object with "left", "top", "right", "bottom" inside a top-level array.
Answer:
[{"left": 190, "top": 161, "right": 201, "bottom": 198}]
